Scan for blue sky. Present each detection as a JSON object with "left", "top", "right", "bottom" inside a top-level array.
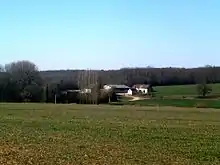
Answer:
[{"left": 0, "top": 0, "right": 219, "bottom": 70}]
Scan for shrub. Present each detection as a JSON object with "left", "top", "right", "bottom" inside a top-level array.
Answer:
[
  {"left": 77, "top": 90, "right": 118, "bottom": 104},
  {"left": 195, "top": 102, "right": 208, "bottom": 108},
  {"left": 197, "top": 83, "right": 212, "bottom": 97}
]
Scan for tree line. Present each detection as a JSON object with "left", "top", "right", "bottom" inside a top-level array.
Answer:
[
  {"left": 0, "top": 61, "right": 44, "bottom": 102},
  {"left": 0, "top": 60, "right": 219, "bottom": 103},
  {"left": 0, "top": 60, "right": 116, "bottom": 103},
  {"left": 42, "top": 66, "right": 220, "bottom": 86}
]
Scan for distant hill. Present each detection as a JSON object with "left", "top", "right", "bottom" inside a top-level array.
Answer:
[
  {"left": 40, "top": 70, "right": 81, "bottom": 84},
  {"left": 40, "top": 67, "right": 220, "bottom": 86}
]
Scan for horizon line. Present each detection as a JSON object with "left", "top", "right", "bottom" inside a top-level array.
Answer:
[{"left": 40, "top": 65, "right": 217, "bottom": 72}]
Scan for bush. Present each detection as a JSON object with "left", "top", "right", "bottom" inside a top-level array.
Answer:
[
  {"left": 197, "top": 83, "right": 212, "bottom": 97},
  {"left": 77, "top": 90, "right": 118, "bottom": 104},
  {"left": 195, "top": 102, "right": 208, "bottom": 108}
]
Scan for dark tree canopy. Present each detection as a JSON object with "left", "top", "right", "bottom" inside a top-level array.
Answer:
[
  {"left": 0, "top": 65, "right": 4, "bottom": 72},
  {"left": 40, "top": 66, "right": 220, "bottom": 86},
  {"left": 1, "top": 61, "right": 44, "bottom": 102},
  {"left": 5, "top": 60, "right": 42, "bottom": 87},
  {"left": 1, "top": 60, "right": 220, "bottom": 103},
  {"left": 197, "top": 83, "right": 212, "bottom": 97}
]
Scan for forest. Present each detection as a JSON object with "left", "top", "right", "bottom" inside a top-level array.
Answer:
[
  {"left": 41, "top": 65, "right": 220, "bottom": 86},
  {"left": 0, "top": 60, "right": 220, "bottom": 103}
]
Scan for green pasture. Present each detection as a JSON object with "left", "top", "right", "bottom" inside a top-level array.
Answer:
[
  {"left": 154, "top": 83, "right": 220, "bottom": 97},
  {"left": 0, "top": 103, "right": 219, "bottom": 164},
  {"left": 128, "top": 99, "right": 220, "bottom": 109}
]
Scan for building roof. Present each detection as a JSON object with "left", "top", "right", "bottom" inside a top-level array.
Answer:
[
  {"left": 61, "top": 89, "right": 80, "bottom": 94},
  {"left": 133, "top": 84, "right": 151, "bottom": 88},
  {"left": 106, "top": 84, "right": 130, "bottom": 89},
  {"left": 129, "top": 88, "right": 137, "bottom": 91}
]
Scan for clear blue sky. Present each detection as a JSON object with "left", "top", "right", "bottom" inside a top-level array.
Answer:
[{"left": 0, "top": 0, "right": 219, "bottom": 70}]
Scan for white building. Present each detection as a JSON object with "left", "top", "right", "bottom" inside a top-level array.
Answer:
[
  {"left": 103, "top": 84, "right": 130, "bottom": 90},
  {"left": 127, "top": 89, "right": 133, "bottom": 95},
  {"left": 104, "top": 84, "right": 137, "bottom": 96},
  {"left": 132, "top": 84, "right": 151, "bottom": 94}
]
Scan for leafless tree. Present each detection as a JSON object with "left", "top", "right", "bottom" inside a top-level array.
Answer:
[
  {"left": 4, "top": 60, "right": 43, "bottom": 102},
  {"left": 0, "top": 65, "right": 4, "bottom": 72},
  {"left": 77, "top": 69, "right": 102, "bottom": 104}
]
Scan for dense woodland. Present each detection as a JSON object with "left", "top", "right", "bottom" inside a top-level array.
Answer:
[
  {"left": 41, "top": 65, "right": 220, "bottom": 86},
  {"left": 0, "top": 60, "right": 220, "bottom": 103}
]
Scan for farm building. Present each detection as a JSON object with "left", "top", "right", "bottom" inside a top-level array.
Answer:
[
  {"left": 81, "top": 84, "right": 97, "bottom": 93},
  {"left": 127, "top": 88, "right": 137, "bottom": 95},
  {"left": 104, "top": 84, "right": 136, "bottom": 95},
  {"left": 132, "top": 84, "right": 153, "bottom": 94}
]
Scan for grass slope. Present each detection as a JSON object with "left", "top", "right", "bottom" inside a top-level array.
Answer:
[
  {"left": 0, "top": 103, "right": 220, "bottom": 164},
  {"left": 155, "top": 83, "right": 220, "bottom": 96},
  {"left": 128, "top": 99, "right": 220, "bottom": 109}
]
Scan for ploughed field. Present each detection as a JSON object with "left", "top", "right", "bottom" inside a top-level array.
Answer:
[{"left": 0, "top": 103, "right": 220, "bottom": 165}]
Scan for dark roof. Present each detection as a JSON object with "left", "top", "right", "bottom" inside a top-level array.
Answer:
[
  {"left": 106, "top": 84, "right": 130, "bottom": 89},
  {"left": 129, "top": 88, "right": 137, "bottom": 91},
  {"left": 61, "top": 90, "right": 80, "bottom": 94},
  {"left": 132, "top": 84, "right": 151, "bottom": 88}
]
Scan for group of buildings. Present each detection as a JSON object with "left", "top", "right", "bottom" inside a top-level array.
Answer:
[
  {"left": 62, "top": 84, "right": 153, "bottom": 96},
  {"left": 103, "top": 84, "right": 152, "bottom": 96}
]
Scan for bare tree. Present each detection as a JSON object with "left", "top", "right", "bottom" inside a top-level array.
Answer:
[
  {"left": 77, "top": 69, "right": 101, "bottom": 104},
  {"left": 197, "top": 83, "right": 212, "bottom": 97},
  {"left": 107, "top": 87, "right": 115, "bottom": 103},
  {"left": 5, "top": 60, "right": 43, "bottom": 102},
  {"left": 5, "top": 60, "right": 42, "bottom": 85},
  {"left": 0, "top": 65, "right": 4, "bottom": 72}
]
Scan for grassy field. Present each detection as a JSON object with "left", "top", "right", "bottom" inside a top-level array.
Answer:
[
  {"left": 0, "top": 103, "right": 220, "bottom": 165},
  {"left": 127, "top": 99, "right": 220, "bottom": 109},
  {"left": 155, "top": 83, "right": 220, "bottom": 96}
]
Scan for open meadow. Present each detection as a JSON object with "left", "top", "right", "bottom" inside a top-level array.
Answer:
[
  {"left": 155, "top": 83, "right": 220, "bottom": 97},
  {"left": 127, "top": 99, "right": 220, "bottom": 109},
  {"left": 0, "top": 103, "right": 220, "bottom": 165}
]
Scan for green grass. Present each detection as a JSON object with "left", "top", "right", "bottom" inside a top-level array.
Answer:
[
  {"left": 128, "top": 99, "right": 220, "bottom": 109},
  {"left": 155, "top": 83, "right": 220, "bottom": 96},
  {"left": 0, "top": 103, "right": 220, "bottom": 164}
]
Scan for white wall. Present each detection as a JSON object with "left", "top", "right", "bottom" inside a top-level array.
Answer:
[
  {"left": 104, "top": 85, "right": 111, "bottom": 90},
  {"left": 127, "top": 89, "right": 133, "bottom": 95},
  {"left": 81, "top": 88, "right": 91, "bottom": 93},
  {"left": 137, "top": 88, "right": 148, "bottom": 94}
]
